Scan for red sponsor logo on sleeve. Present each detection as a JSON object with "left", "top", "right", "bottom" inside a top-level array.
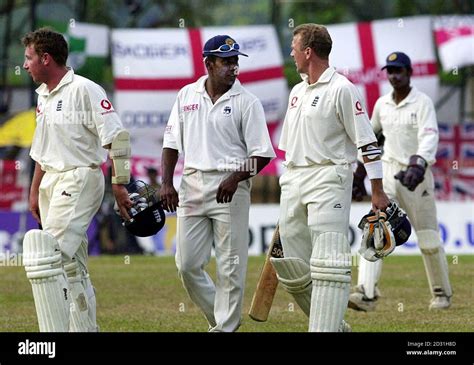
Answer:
[
  {"left": 290, "top": 96, "right": 298, "bottom": 108},
  {"left": 355, "top": 101, "right": 365, "bottom": 116},
  {"left": 101, "top": 99, "right": 112, "bottom": 110},
  {"left": 100, "top": 99, "right": 116, "bottom": 115},
  {"left": 36, "top": 103, "right": 43, "bottom": 116}
]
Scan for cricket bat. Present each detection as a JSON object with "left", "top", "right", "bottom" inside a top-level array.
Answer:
[{"left": 248, "top": 224, "right": 284, "bottom": 322}]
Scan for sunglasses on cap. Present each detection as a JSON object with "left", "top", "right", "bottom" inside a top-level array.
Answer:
[{"left": 209, "top": 42, "right": 241, "bottom": 53}]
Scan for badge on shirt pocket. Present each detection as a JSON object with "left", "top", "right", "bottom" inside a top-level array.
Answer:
[{"left": 222, "top": 105, "right": 232, "bottom": 116}]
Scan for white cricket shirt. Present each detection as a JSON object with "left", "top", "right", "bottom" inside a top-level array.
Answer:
[
  {"left": 372, "top": 87, "right": 439, "bottom": 166},
  {"left": 163, "top": 76, "right": 275, "bottom": 171},
  {"left": 30, "top": 69, "right": 125, "bottom": 172},
  {"left": 279, "top": 67, "right": 376, "bottom": 167}
]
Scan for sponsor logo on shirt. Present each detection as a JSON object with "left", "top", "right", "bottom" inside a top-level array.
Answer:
[
  {"left": 223, "top": 106, "right": 232, "bottom": 115},
  {"left": 100, "top": 99, "right": 116, "bottom": 115},
  {"left": 101, "top": 99, "right": 112, "bottom": 110},
  {"left": 290, "top": 96, "right": 298, "bottom": 109},
  {"left": 311, "top": 96, "right": 319, "bottom": 107},
  {"left": 183, "top": 104, "right": 199, "bottom": 112},
  {"left": 56, "top": 100, "right": 63, "bottom": 111},
  {"left": 355, "top": 101, "right": 365, "bottom": 116},
  {"left": 36, "top": 103, "right": 43, "bottom": 116}
]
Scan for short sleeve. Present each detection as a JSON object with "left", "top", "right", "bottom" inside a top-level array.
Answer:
[
  {"left": 371, "top": 98, "right": 383, "bottom": 135},
  {"left": 241, "top": 99, "right": 276, "bottom": 159},
  {"left": 84, "top": 82, "right": 124, "bottom": 147},
  {"left": 336, "top": 83, "right": 376, "bottom": 148},
  {"left": 416, "top": 96, "right": 439, "bottom": 165},
  {"left": 163, "top": 96, "right": 182, "bottom": 153}
]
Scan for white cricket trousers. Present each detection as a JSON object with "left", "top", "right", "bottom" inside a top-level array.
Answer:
[
  {"left": 175, "top": 169, "right": 250, "bottom": 332},
  {"left": 279, "top": 164, "right": 353, "bottom": 258},
  {"left": 38, "top": 166, "right": 104, "bottom": 271}
]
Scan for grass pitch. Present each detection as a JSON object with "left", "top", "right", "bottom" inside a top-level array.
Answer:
[{"left": 1, "top": 255, "right": 472, "bottom": 332}]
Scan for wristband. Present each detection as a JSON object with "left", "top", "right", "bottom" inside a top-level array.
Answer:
[{"left": 364, "top": 160, "right": 383, "bottom": 180}]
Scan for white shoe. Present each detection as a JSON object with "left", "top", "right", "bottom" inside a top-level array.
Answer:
[
  {"left": 339, "top": 320, "right": 352, "bottom": 332},
  {"left": 429, "top": 296, "right": 451, "bottom": 310},
  {"left": 348, "top": 285, "right": 381, "bottom": 312}
]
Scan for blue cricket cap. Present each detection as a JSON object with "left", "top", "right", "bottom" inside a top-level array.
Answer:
[
  {"left": 381, "top": 52, "right": 412, "bottom": 70},
  {"left": 202, "top": 35, "right": 248, "bottom": 58}
]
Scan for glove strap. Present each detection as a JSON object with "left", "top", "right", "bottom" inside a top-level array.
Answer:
[{"left": 408, "top": 155, "right": 427, "bottom": 169}]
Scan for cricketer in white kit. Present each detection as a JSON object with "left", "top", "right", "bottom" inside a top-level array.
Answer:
[
  {"left": 22, "top": 28, "right": 133, "bottom": 332},
  {"left": 349, "top": 52, "right": 452, "bottom": 312},
  {"left": 161, "top": 35, "right": 275, "bottom": 332},
  {"left": 273, "top": 24, "right": 390, "bottom": 332}
]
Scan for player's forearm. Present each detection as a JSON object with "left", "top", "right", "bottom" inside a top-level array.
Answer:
[
  {"left": 361, "top": 142, "right": 384, "bottom": 192},
  {"left": 369, "top": 178, "right": 384, "bottom": 194},
  {"left": 161, "top": 148, "right": 179, "bottom": 185},
  {"left": 30, "top": 162, "right": 45, "bottom": 194},
  {"left": 227, "top": 156, "right": 271, "bottom": 182}
]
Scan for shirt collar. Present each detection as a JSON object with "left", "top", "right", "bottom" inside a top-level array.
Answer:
[
  {"left": 195, "top": 75, "right": 243, "bottom": 97},
  {"left": 36, "top": 68, "right": 75, "bottom": 96},
  {"left": 301, "top": 67, "right": 336, "bottom": 87},
  {"left": 387, "top": 86, "right": 418, "bottom": 106}
]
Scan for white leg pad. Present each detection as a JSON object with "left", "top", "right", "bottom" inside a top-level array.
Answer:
[
  {"left": 417, "top": 230, "right": 452, "bottom": 297},
  {"left": 270, "top": 257, "right": 312, "bottom": 316},
  {"left": 23, "top": 230, "right": 70, "bottom": 332},
  {"left": 64, "top": 260, "right": 98, "bottom": 332},
  {"left": 310, "top": 232, "right": 351, "bottom": 332},
  {"left": 357, "top": 256, "right": 383, "bottom": 299}
]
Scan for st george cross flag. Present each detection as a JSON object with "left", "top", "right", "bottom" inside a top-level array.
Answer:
[
  {"left": 327, "top": 16, "right": 439, "bottom": 116},
  {"left": 433, "top": 15, "right": 474, "bottom": 72}
]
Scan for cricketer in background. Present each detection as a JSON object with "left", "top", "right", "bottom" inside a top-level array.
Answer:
[
  {"left": 22, "top": 28, "right": 133, "bottom": 332},
  {"left": 349, "top": 52, "right": 452, "bottom": 311},
  {"left": 272, "top": 23, "right": 390, "bottom": 332}
]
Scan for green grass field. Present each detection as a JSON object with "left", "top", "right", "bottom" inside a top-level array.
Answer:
[{"left": 1, "top": 255, "right": 472, "bottom": 332}]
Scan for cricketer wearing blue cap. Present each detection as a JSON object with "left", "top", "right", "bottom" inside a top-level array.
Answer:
[
  {"left": 161, "top": 34, "right": 275, "bottom": 332},
  {"left": 349, "top": 51, "right": 452, "bottom": 312}
]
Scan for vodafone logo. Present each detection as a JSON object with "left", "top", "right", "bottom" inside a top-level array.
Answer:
[
  {"left": 355, "top": 101, "right": 365, "bottom": 116},
  {"left": 36, "top": 103, "right": 43, "bottom": 115},
  {"left": 101, "top": 99, "right": 112, "bottom": 110},
  {"left": 290, "top": 96, "right": 298, "bottom": 108}
]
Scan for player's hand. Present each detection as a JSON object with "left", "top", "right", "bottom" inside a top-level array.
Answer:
[
  {"left": 370, "top": 188, "right": 390, "bottom": 213},
  {"left": 112, "top": 184, "right": 133, "bottom": 220},
  {"left": 216, "top": 175, "right": 239, "bottom": 203},
  {"left": 160, "top": 182, "right": 179, "bottom": 212},
  {"left": 395, "top": 155, "right": 426, "bottom": 191},
  {"left": 401, "top": 165, "right": 425, "bottom": 191},
  {"left": 29, "top": 189, "right": 41, "bottom": 224}
]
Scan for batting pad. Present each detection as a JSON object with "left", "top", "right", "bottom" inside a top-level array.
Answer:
[
  {"left": 23, "top": 230, "right": 70, "bottom": 332},
  {"left": 310, "top": 232, "right": 351, "bottom": 332},
  {"left": 417, "top": 230, "right": 452, "bottom": 298},
  {"left": 271, "top": 257, "right": 312, "bottom": 316},
  {"left": 357, "top": 257, "right": 383, "bottom": 299},
  {"left": 64, "top": 260, "right": 97, "bottom": 332}
]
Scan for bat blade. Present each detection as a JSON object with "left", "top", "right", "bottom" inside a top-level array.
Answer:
[{"left": 248, "top": 224, "right": 283, "bottom": 322}]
